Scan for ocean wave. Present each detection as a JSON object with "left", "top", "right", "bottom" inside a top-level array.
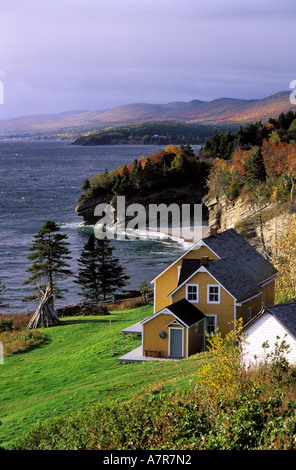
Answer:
[
  {"left": 91, "top": 223, "right": 195, "bottom": 249},
  {"left": 60, "top": 221, "right": 85, "bottom": 229}
]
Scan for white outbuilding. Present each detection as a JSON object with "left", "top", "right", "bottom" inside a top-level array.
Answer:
[{"left": 240, "top": 302, "right": 296, "bottom": 367}]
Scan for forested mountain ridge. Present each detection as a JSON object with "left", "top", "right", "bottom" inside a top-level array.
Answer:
[
  {"left": 72, "top": 121, "right": 228, "bottom": 146},
  {"left": 0, "top": 91, "right": 293, "bottom": 138}
]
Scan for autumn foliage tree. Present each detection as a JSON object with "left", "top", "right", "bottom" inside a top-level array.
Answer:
[
  {"left": 197, "top": 319, "right": 246, "bottom": 406},
  {"left": 207, "top": 147, "right": 266, "bottom": 201},
  {"left": 80, "top": 144, "right": 207, "bottom": 203},
  {"left": 272, "top": 215, "right": 296, "bottom": 303},
  {"left": 208, "top": 135, "right": 296, "bottom": 205}
]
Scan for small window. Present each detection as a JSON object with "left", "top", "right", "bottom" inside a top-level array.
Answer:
[
  {"left": 194, "top": 323, "right": 199, "bottom": 332},
  {"left": 186, "top": 284, "right": 199, "bottom": 302},
  {"left": 207, "top": 285, "right": 220, "bottom": 304},
  {"left": 247, "top": 306, "right": 252, "bottom": 322},
  {"left": 206, "top": 315, "right": 216, "bottom": 335}
]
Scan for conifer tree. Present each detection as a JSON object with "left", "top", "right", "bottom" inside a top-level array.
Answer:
[
  {"left": 133, "top": 160, "right": 144, "bottom": 189},
  {"left": 119, "top": 164, "right": 130, "bottom": 193},
  {"left": 75, "top": 234, "right": 130, "bottom": 302},
  {"left": 23, "top": 220, "right": 72, "bottom": 305},
  {"left": 142, "top": 158, "right": 155, "bottom": 187}
]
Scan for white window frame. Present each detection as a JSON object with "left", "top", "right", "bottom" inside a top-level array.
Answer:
[
  {"left": 205, "top": 314, "right": 217, "bottom": 336},
  {"left": 194, "top": 323, "right": 199, "bottom": 333},
  {"left": 207, "top": 284, "right": 220, "bottom": 304},
  {"left": 186, "top": 284, "right": 199, "bottom": 303}
]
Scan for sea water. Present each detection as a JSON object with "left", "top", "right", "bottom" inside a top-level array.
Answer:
[{"left": 0, "top": 140, "right": 199, "bottom": 313}]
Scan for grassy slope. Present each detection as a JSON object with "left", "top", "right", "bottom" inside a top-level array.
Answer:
[{"left": 0, "top": 304, "right": 203, "bottom": 449}]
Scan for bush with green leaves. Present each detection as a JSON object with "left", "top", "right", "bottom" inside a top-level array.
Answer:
[{"left": 0, "top": 317, "right": 14, "bottom": 332}]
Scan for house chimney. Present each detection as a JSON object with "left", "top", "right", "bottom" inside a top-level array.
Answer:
[
  {"left": 210, "top": 227, "right": 218, "bottom": 237},
  {"left": 200, "top": 256, "right": 209, "bottom": 267}
]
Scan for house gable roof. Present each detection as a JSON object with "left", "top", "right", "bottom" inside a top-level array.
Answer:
[
  {"left": 242, "top": 301, "right": 296, "bottom": 341},
  {"left": 169, "top": 263, "right": 237, "bottom": 300},
  {"left": 265, "top": 302, "right": 296, "bottom": 340},
  {"left": 150, "top": 233, "right": 220, "bottom": 284},
  {"left": 167, "top": 298, "right": 206, "bottom": 327},
  {"left": 142, "top": 298, "right": 206, "bottom": 328},
  {"left": 169, "top": 229, "right": 278, "bottom": 302}
]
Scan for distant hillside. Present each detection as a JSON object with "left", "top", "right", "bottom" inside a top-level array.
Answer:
[
  {"left": 72, "top": 121, "right": 230, "bottom": 146},
  {"left": 0, "top": 91, "right": 294, "bottom": 138}
]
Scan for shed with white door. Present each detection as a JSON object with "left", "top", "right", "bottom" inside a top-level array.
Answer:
[
  {"left": 141, "top": 298, "right": 206, "bottom": 359},
  {"left": 240, "top": 302, "right": 296, "bottom": 367}
]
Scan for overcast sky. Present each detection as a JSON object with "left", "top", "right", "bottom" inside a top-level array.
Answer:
[{"left": 0, "top": 0, "right": 295, "bottom": 118}]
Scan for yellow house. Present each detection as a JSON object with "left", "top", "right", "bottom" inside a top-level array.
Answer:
[{"left": 120, "top": 228, "right": 279, "bottom": 362}]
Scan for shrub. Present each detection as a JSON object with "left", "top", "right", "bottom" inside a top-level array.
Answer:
[
  {"left": 0, "top": 329, "right": 45, "bottom": 356},
  {"left": 0, "top": 312, "right": 44, "bottom": 356},
  {"left": 14, "top": 393, "right": 209, "bottom": 450},
  {"left": 0, "top": 317, "right": 14, "bottom": 332},
  {"left": 196, "top": 319, "right": 246, "bottom": 407}
]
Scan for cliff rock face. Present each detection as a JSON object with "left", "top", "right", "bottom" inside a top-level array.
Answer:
[
  {"left": 76, "top": 184, "right": 207, "bottom": 227},
  {"left": 205, "top": 194, "right": 291, "bottom": 256},
  {"left": 75, "top": 193, "right": 111, "bottom": 226}
]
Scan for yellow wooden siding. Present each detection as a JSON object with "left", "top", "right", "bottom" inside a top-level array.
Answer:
[
  {"left": 262, "top": 281, "right": 275, "bottom": 307},
  {"left": 143, "top": 312, "right": 206, "bottom": 358},
  {"left": 153, "top": 245, "right": 219, "bottom": 313},
  {"left": 236, "top": 281, "right": 275, "bottom": 325},
  {"left": 188, "top": 320, "right": 205, "bottom": 355},
  {"left": 153, "top": 261, "right": 182, "bottom": 313},
  {"left": 183, "top": 245, "right": 219, "bottom": 260},
  {"left": 171, "top": 271, "right": 235, "bottom": 337},
  {"left": 143, "top": 313, "right": 181, "bottom": 357}
]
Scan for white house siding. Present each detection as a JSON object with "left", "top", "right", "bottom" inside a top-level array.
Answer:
[{"left": 241, "top": 312, "right": 296, "bottom": 367}]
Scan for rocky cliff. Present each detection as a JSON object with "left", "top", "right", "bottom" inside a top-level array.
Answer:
[
  {"left": 204, "top": 193, "right": 292, "bottom": 256},
  {"left": 76, "top": 183, "right": 208, "bottom": 227}
]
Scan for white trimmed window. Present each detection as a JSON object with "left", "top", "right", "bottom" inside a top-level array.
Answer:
[
  {"left": 207, "top": 284, "right": 220, "bottom": 304},
  {"left": 206, "top": 315, "right": 217, "bottom": 335},
  {"left": 186, "top": 284, "right": 199, "bottom": 303}
]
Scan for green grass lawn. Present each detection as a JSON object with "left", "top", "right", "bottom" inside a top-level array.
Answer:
[{"left": 0, "top": 304, "right": 203, "bottom": 449}]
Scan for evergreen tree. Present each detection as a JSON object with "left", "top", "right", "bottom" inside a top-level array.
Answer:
[
  {"left": 129, "top": 159, "right": 139, "bottom": 189},
  {"left": 245, "top": 146, "right": 266, "bottom": 186},
  {"left": 23, "top": 220, "right": 72, "bottom": 305},
  {"left": 112, "top": 173, "right": 122, "bottom": 194},
  {"left": 142, "top": 158, "right": 155, "bottom": 187},
  {"left": 81, "top": 178, "right": 91, "bottom": 192},
  {"left": 118, "top": 164, "right": 130, "bottom": 193},
  {"left": 183, "top": 143, "right": 196, "bottom": 162},
  {"left": 75, "top": 234, "right": 130, "bottom": 301},
  {"left": 133, "top": 161, "right": 144, "bottom": 189}
]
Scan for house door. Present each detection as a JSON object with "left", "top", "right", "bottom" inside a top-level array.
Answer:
[{"left": 170, "top": 328, "right": 183, "bottom": 357}]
